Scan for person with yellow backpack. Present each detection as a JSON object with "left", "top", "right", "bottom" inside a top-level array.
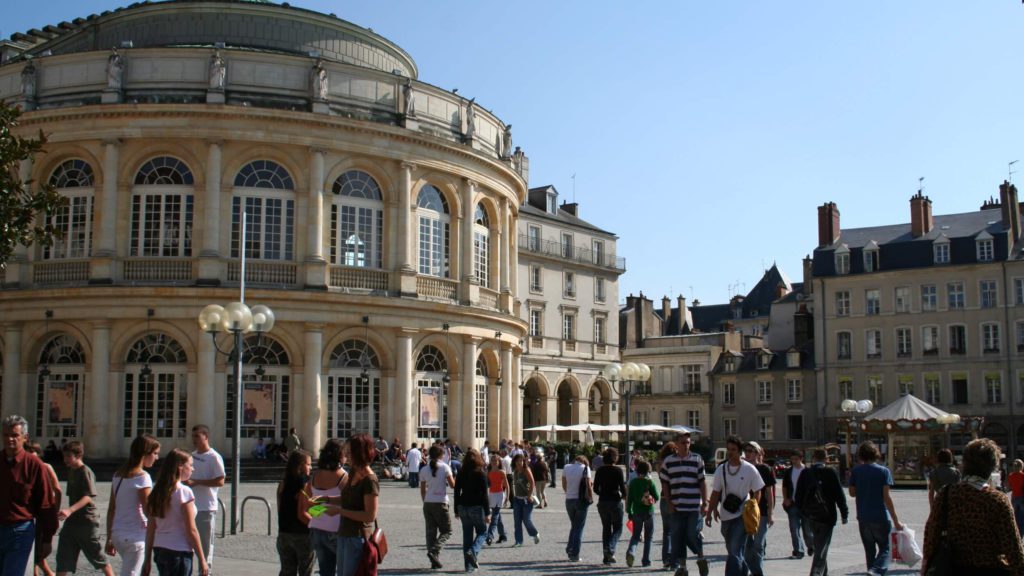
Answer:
[
  {"left": 706, "top": 436, "right": 765, "bottom": 576},
  {"left": 741, "top": 441, "right": 776, "bottom": 576}
]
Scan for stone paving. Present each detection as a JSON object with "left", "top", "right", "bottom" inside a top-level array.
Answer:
[{"left": 56, "top": 478, "right": 931, "bottom": 575}]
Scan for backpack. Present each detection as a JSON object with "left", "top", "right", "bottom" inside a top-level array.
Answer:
[{"left": 800, "top": 468, "right": 832, "bottom": 524}]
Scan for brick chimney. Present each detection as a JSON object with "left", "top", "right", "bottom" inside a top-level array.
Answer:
[
  {"left": 802, "top": 255, "right": 813, "bottom": 295},
  {"left": 560, "top": 202, "right": 578, "bottom": 217},
  {"left": 1000, "top": 181, "right": 1021, "bottom": 242},
  {"left": 817, "top": 202, "right": 840, "bottom": 247},
  {"left": 677, "top": 295, "right": 687, "bottom": 334},
  {"left": 661, "top": 296, "right": 671, "bottom": 335},
  {"left": 910, "top": 192, "right": 933, "bottom": 238}
]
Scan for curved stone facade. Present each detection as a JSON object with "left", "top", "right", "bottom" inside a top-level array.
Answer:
[{"left": 0, "top": 1, "right": 529, "bottom": 457}]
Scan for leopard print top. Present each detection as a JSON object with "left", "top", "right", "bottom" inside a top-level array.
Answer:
[{"left": 923, "top": 483, "right": 1024, "bottom": 574}]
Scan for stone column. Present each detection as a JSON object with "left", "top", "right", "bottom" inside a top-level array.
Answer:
[
  {"left": 199, "top": 141, "right": 222, "bottom": 284},
  {"left": 512, "top": 352, "right": 522, "bottom": 440},
  {"left": 88, "top": 321, "right": 111, "bottom": 456},
  {"left": 461, "top": 336, "right": 478, "bottom": 445},
  {"left": 460, "top": 179, "right": 478, "bottom": 303},
  {"left": 507, "top": 209, "right": 519, "bottom": 307},
  {"left": 305, "top": 149, "right": 327, "bottom": 288},
  {"left": 500, "top": 344, "right": 513, "bottom": 443},
  {"left": 497, "top": 199, "right": 509, "bottom": 293},
  {"left": 93, "top": 139, "right": 120, "bottom": 282},
  {"left": 395, "top": 331, "right": 414, "bottom": 443},
  {"left": 397, "top": 163, "right": 417, "bottom": 295},
  {"left": 2, "top": 324, "right": 21, "bottom": 420},
  {"left": 303, "top": 325, "right": 324, "bottom": 451},
  {"left": 197, "top": 331, "right": 217, "bottom": 430}
]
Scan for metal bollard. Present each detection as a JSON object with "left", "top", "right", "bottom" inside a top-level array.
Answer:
[
  {"left": 218, "top": 498, "right": 226, "bottom": 538},
  {"left": 240, "top": 495, "right": 272, "bottom": 536}
]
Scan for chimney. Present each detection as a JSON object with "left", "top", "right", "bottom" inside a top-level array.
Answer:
[
  {"left": 560, "top": 202, "right": 578, "bottom": 217},
  {"left": 677, "top": 295, "right": 687, "bottom": 334},
  {"left": 661, "top": 296, "right": 671, "bottom": 335},
  {"left": 910, "top": 192, "right": 933, "bottom": 238},
  {"left": 817, "top": 202, "right": 840, "bottom": 247},
  {"left": 1000, "top": 181, "right": 1022, "bottom": 242},
  {"left": 802, "top": 255, "right": 813, "bottom": 295},
  {"left": 775, "top": 282, "right": 789, "bottom": 300}
]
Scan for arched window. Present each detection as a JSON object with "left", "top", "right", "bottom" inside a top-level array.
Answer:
[
  {"left": 227, "top": 335, "right": 292, "bottom": 440},
  {"left": 327, "top": 339, "right": 382, "bottom": 439},
  {"left": 330, "top": 170, "right": 383, "bottom": 268},
  {"left": 232, "top": 160, "right": 295, "bottom": 261},
  {"left": 416, "top": 344, "right": 448, "bottom": 439},
  {"left": 36, "top": 335, "right": 86, "bottom": 439},
  {"left": 474, "top": 354, "right": 489, "bottom": 440},
  {"left": 473, "top": 203, "right": 490, "bottom": 287},
  {"left": 130, "top": 156, "right": 195, "bottom": 257},
  {"left": 416, "top": 185, "right": 450, "bottom": 278},
  {"left": 123, "top": 333, "right": 188, "bottom": 439},
  {"left": 44, "top": 159, "right": 95, "bottom": 259}
]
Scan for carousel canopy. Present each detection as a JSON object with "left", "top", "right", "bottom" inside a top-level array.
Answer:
[{"left": 863, "top": 393, "right": 949, "bottom": 422}]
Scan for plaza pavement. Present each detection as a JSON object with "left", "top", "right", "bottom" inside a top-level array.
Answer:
[{"left": 58, "top": 478, "right": 930, "bottom": 576}]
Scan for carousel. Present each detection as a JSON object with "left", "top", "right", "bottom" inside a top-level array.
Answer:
[{"left": 843, "top": 394, "right": 984, "bottom": 486}]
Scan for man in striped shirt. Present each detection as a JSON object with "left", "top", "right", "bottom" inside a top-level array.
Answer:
[{"left": 659, "top": 432, "right": 709, "bottom": 576}]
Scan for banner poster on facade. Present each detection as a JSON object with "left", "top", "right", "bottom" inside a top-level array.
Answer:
[
  {"left": 243, "top": 381, "right": 275, "bottom": 425},
  {"left": 419, "top": 387, "right": 441, "bottom": 429},
  {"left": 48, "top": 381, "right": 76, "bottom": 424}
]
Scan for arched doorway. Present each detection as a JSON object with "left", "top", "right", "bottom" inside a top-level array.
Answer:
[
  {"left": 556, "top": 380, "right": 576, "bottom": 442},
  {"left": 326, "top": 338, "right": 382, "bottom": 440},
  {"left": 36, "top": 334, "right": 87, "bottom": 440},
  {"left": 587, "top": 379, "right": 612, "bottom": 426},
  {"left": 522, "top": 377, "right": 544, "bottom": 434}
]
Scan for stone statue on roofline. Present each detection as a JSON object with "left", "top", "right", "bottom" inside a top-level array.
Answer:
[
  {"left": 209, "top": 49, "right": 226, "bottom": 91},
  {"left": 311, "top": 59, "right": 328, "bottom": 101},
  {"left": 106, "top": 47, "right": 124, "bottom": 90},
  {"left": 21, "top": 60, "right": 36, "bottom": 99},
  {"left": 464, "top": 98, "right": 476, "bottom": 141},
  {"left": 402, "top": 78, "right": 416, "bottom": 116},
  {"left": 501, "top": 124, "right": 513, "bottom": 159}
]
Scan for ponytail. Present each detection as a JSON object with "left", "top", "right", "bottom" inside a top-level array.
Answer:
[{"left": 428, "top": 444, "right": 443, "bottom": 477}]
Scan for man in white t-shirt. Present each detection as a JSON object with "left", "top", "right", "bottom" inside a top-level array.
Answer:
[
  {"left": 561, "top": 455, "right": 593, "bottom": 562},
  {"left": 407, "top": 443, "right": 423, "bottom": 489},
  {"left": 706, "top": 436, "right": 764, "bottom": 576},
  {"left": 187, "top": 424, "right": 225, "bottom": 570},
  {"left": 420, "top": 454, "right": 454, "bottom": 570},
  {"left": 500, "top": 449, "right": 514, "bottom": 508}
]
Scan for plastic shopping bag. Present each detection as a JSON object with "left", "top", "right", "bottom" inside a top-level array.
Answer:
[
  {"left": 891, "top": 526, "right": 923, "bottom": 566},
  {"left": 626, "top": 519, "right": 634, "bottom": 533}
]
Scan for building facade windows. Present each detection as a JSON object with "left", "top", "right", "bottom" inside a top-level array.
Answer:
[
  {"left": 835, "top": 250, "right": 850, "bottom": 275},
  {"left": 416, "top": 184, "right": 450, "bottom": 277},
  {"left": 330, "top": 170, "right": 383, "bottom": 269},
  {"left": 898, "top": 375, "right": 914, "bottom": 397},
  {"left": 131, "top": 156, "right": 195, "bottom": 258},
  {"left": 985, "top": 373, "right": 1003, "bottom": 404},
  {"left": 527, "top": 225, "right": 540, "bottom": 251},
  {"left": 867, "top": 376, "right": 883, "bottom": 407},
  {"left": 473, "top": 203, "right": 490, "bottom": 286},
  {"left": 922, "top": 325, "right": 940, "bottom": 355},
  {"left": 835, "top": 290, "right": 850, "bottom": 316},
  {"left": 529, "top": 265, "right": 542, "bottom": 292},
  {"left": 894, "top": 286, "right": 910, "bottom": 313},
  {"left": 949, "top": 325, "right": 967, "bottom": 355},
  {"left": 595, "top": 277, "right": 606, "bottom": 302},
  {"left": 863, "top": 247, "right": 879, "bottom": 272},
  {"left": 947, "top": 282, "right": 964, "bottom": 309},
  {"left": 36, "top": 335, "right": 86, "bottom": 439},
  {"left": 925, "top": 374, "right": 941, "bottom": 404},
  {"left": 896, "top": 327, "right": 912, "bottom": 358},
  {"left": 921, "top": 284, "right": 937, "bottom": 311},
  {"left": 787, "top": 378, "right": 802, "bottom": 402},
  {"left": 865, "top": 289, "right": 880, "bottom": 315},
  {"left": 757, "top": 380, "right": 772, "bottom": 404},
  {"left": 683, "top": 364, "right": 702, "bottom": 393},
  {"left": 983, "top": 322, "right": 1001, "bottom": 353},
  {"left": 837, "top": 331, "right": 852, "bottom": 360},
  {"left": 722, "top": 382, "right": 736, "bottom": 406},
  {"left": 977, "top": 237, "right": 994, "bottom": 262},
  {"left": 594, "top": 316, "right": 606, "bottom": 345},
  {"left": 561, "top": 232, "right": 573, "bottom": 259},
  {"left": 980, "top": 280, "right": 998, "bottom": 309},
  {"left": 723, "top": 418, "right": 737, "bottom": 437},
  {"left": 661, "top": 410, "right": 672, "bottom": 427},
  {"left": 758, "top": 416, "right": 773, "bottom": 441},
  {"left": 687, "top": 410, "right": 700, "bottom": 429},
  {"left": 45, "top": 159, "right": 95, "bottom": 260},
  {"left": 529, "top": 309, "right": 542, "bottom": 337},
  {"left": 839, "top": 377, "right": 854, "bottom": 403},
  {"left": 564, "top": 271, "right": 575, "bottom": 298},
  {"left": 934, "top": 239, "right": 950, "bottom": 264},
  {"left": 787, "top": 414, "right": 804, "bottom": 440},
  {"left": 592, "top": 239, "right": 605, "bottom": 266},
  {"left": 866, "top": 329, "right": 882, "bottom": 359},
  {"left": 327, "top": 339, "right": 381, "bottom": 440},
  {"left": 952, "top": 373, "right": 969, "bottom": 404},
  {"left": 1017, "top": 321, "right": 1024, "bottom": 352},
  {"left": 226, "top": 336, "right": 291, "bottom": 440},
  {"left": 1016, "top": 278, "right": 1024, "bottom": 306},
  {"left": 562, "top": 312, "right": 575, "bottom": 342}
]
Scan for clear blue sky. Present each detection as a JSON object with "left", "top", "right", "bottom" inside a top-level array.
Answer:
[{"left": 7, "top": 1, "right": 1024, "bottom": 305}]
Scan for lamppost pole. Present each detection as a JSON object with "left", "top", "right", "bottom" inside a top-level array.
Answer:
[
  {"left": 841, "top": 399, "right": 873, "bottom": 471},
  {"left": 604, "top": 362, "right": 650, "bottom": 476},
  {"left": 495, "top": 331, "right": 502, "bottom": 447}
]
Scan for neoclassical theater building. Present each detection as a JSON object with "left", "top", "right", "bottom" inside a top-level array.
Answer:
[{"left": 0, "top": 0, "right": 624, "bottom": 457}]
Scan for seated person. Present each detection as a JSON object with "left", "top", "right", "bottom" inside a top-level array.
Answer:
[{"left": 251, "top": 437, "right": 267, "bottom": 459}]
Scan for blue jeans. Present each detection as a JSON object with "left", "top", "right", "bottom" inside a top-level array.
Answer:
[
  {"left": 669, "top": 510, "right": 704, "bottom": 568},
  {"left": 1014, "top": 496, "right": 1024, "bottom": 536},
  {"left": 154, "top": 547, "right": 192, "bottom": 576},
  {"left": 0, "top": 520, "right": 35, "bottom": 576},
  {"left": 597, "top": 501, "right": 625, "bottom": 557},
  {"left": 564, "top": 499, "right": 589, "bottom": 559},
  {"left": 310, "top": 528, "right": 337, "bottom": 576},
  {"left": 627, "top": 510, "right": 654, "bottom": 565},
  {"left": 460, "top": 506, "right": 489, "bottom": 569},
  {"left": 858, "top": 520, "right": 892, "bottom": 575},
  {"left": 785, "top": 505, "right": 811, "bottom": 556},
  {"left": 721, "top": 517, "right": 748, "bottom": 576},
  {"left": 408, "top": 471, "right": 419, "bottom": 488},
  {"left": 744, "top": 516, "right": 769, "bottom": 575},
  {"left": 660, "top": 499, "right": 672, "bottom": 566},
  {"left": 334, "top": 535, "right": 365, "bottom": 576},
  {"left": 511, "top": 498, "right": 538, "bottom": 545},
  {"left": 486, "top": 506, "right": 506, "bottom": 540}
]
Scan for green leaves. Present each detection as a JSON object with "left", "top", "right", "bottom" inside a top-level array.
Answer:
[{"left": 0, "top": 101, "right": 66, "bottom": 267}]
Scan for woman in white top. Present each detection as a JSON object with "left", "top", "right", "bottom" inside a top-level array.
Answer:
[
  {"left": 301, "top": 438, "right": 346, "bottom": 576},
  {"left": 421, "top": 444, "right": 455, "bottom": 570},
  {"left": 107, "top": 435, "right": 161, "bottom": 576},
  {"left": 142, "top": 449, "right": 208, "bottom": 576}
]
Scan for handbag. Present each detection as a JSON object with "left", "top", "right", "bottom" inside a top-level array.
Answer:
[
  {"left": 578, "top": 467, "right": 592, "bottom": 505},
  {"left": 369, "top": 520, "right": 389, "bottom": 563},
  {"left": 924, "top": 485, "right": 953, "bottom": 576},
  {"left": 720, "top": 463, "right": 743, "bottom": 514}
]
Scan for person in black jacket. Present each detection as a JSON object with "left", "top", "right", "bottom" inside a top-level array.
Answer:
[
  {"left": 780, "top": 449, "right": 814, "bottom": 559},
  {"left": 593, "top": 447, "right": 628, "bottom": 565},
  {"left": 795, "top": 448, "right": 849, "bottom": 576},
  {"left": 454, "top": 449, "right": 491, "bottom": 573}
]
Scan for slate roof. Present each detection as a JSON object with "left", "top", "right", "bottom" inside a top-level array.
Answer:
[
  {"left": 522, "top": 186, "right": 617, "bottom": 237},
  {"left": 682, "top": 264, "right": 793, "bottom": 333},
  {"left": 709, "top": 339, "right": 816, "bottom": 375}
]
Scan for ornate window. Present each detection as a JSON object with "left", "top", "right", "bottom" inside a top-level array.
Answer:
[
  {"left": 231, "top": 161, "right": 295, "bottom": 260},
  {"left": 474, "top": 355, "right": 489, "bottom": 439},
  {"left": 226, "top": 336, "right": 291, "bottom": 440},
  {"left": 327, "top": 339, "right": 381, "bottom": 440},
  {"left": 474, "top": 204, "right": 490, "bottom": 287},
  {"left": 45, "top": 160, "right": 95, "bottom": 259},
  {"left": 415, "top": 345, "right": 449, "bottom": 439},
  {"left": 330, "top": 171, "right": 383, "bottom": 268},
  {"left": 123, "top": 333, "right": 188, "bottom": 439},
  {"left": 130, "top": 157, "right": 194, "bottom": 257},
  {"left": 36, "top": 335, "right": 86, "bottom": 439},
  {"left": 416, "top": 185, "right": 450, "bottom": 277}
]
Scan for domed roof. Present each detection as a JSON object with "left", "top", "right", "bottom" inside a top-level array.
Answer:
[{"left": 8, "top": 0, "right": 417, "bottom": 78}]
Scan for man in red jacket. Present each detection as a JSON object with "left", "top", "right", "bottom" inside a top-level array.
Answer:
[{"left": 1, "top": 414, "right": 56, "bottom": 576}]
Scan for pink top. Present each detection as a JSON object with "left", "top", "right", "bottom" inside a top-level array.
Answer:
[
  {"left": 153, "top": 483, "right": 196, "bottom": 553},
  {"left": 308, "top": 470, "right": 343, "bottom": 533}
]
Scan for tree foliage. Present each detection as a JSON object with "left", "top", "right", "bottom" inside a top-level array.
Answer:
[{"left": 0, "top": 100, "right": 65, "bottom": 267}]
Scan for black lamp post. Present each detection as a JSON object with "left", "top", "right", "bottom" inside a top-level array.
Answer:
[{"left": 604, "top": 361, "right": 651, "bottom": 475}]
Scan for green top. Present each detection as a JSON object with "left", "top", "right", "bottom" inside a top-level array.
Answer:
[
  {"left": 66, "top": 464, "right": 100, "bottom": 526},
  {"left": 626, "top": 475, "right": 659, "bottom": 516}
]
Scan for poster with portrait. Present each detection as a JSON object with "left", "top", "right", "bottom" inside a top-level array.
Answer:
[
  {"left": 419, "top": 387, "right": 440, "bottom": 429},
  {"left": 243, "top": 381, "right": 275, "bottom": 425},
  {"left": 48, "top": 381, "right": 76, "bottom": 424}
]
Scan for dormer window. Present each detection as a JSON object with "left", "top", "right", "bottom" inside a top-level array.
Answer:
[
  {"left": 724, "top": 356, "right": 736, "bottom": 373},
  {"left": 933, "top": 235, "right": 950, "bottom": 264},
  {"left": 546, "top": 191, "right": 557, "bottom": 214},
  {"left": 786, "top": 350, "right": 800, "bottom": 368},
  {"left": 863, "top": 241, "right": 879, "bottom": 272},
  {"left": 835, "top": 244, "right": 850, "bottom": 275},
  {"left": 757, "top": 352, "right": 771, "bottom": 370},
  {"left": 976, "top": 231, "right": 994, "bottom": 262}
]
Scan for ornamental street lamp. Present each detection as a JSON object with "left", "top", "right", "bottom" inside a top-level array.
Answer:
[
  {"left": 604, "top": 361, "right": 651, "bottom": 475},
  {"left": 494, "top": 331, "right": 503, "bottom": 445},
  {"left": 197, "top": 301, "right": 275, "bottom": 534},
  {"left": 841, "top": 398, "right": 873, "bottom": 470}
]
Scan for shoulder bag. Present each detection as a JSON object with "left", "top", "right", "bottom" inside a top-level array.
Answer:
[
  {"left": 578, "top": 466, "right": 592, "bottom": 506},
  {"left": 924, "top": 485, "right": 953, "bottom": 576},
  {"left": 370, "top": 520, "right": 389, "bottom": 563}
]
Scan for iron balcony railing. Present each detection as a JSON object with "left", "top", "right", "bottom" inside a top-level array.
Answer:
[{"left": 518, "top": 234, "right": 626, "bottom": 271}]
